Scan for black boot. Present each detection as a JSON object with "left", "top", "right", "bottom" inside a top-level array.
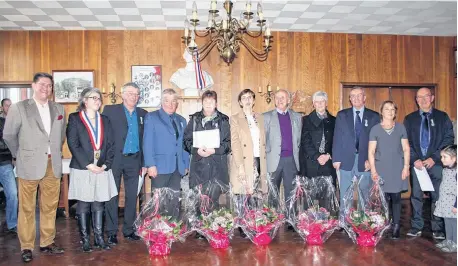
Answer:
[
  {"left": 391, "top": 224, "right": 400, "bottom": 240},
  {"left": 77, "top": 213, "right": 92, "bottom": 253},
  {"left": 92, "top": 211, "right": 111, "bottom": 250}
]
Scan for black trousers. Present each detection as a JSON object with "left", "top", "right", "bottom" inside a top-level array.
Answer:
[
  {"left": 410, "top": 165, "right": 444, "bottom": 232},
  {"left": 150, "top": 169, "right": 182, "bottom": 219},
  {"left": 105, "top": 153, "right": 141, "bottom": 236},
  {"left": 385, "top": 192, "right": 402, "bottom": 224}
]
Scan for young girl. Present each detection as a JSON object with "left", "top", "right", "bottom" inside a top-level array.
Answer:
[{"left": 434, "top": 145, "right": 457, "bottom": 253}]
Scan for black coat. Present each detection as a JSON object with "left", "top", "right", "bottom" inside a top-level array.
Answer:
[
  {"left": 102, "top": 104, "right": 148, "bottom": 170},
  {"left": 183, "top": 110, "right": 231, "bottom": 188},
  {"left": 66, "top": 112, "right": 114, "bottom": 170},
  {"left": 299, "top": 110, "right": 336, "bottom": 180},
  {"left": 404, "top": 108, "right": 454, "bottom": 166}
]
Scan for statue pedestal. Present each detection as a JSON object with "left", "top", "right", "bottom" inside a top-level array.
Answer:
[{"left": 183, "top": 88, "right": 200, "bottom": 97}]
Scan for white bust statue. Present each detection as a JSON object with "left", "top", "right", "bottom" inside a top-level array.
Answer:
[{"left": 170, "top": 49, "right": 214, "bottom": 97}]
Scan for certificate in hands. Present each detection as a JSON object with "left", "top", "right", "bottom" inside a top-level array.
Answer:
[
  {"left": 193, "top": 129, "right": 220, "bottom": 149},
  {"left": 414, "top": 167, "right": 435, "bottom": 191}
]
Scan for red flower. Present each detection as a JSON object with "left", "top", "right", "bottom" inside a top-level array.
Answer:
[{"left": 57, "top": 115, "right": 63, "bottom": 120}]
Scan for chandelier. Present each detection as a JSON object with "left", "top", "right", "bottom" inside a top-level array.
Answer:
[{"left": 182, "top": 0, "right": 272, "bottom": 64}]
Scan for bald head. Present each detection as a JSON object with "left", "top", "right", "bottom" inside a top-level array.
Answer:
[{"left": 416, "top": 87, "right": 434, "bottom": 112}]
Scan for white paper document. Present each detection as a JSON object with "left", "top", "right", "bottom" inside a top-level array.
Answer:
[
  {"left": 137, "top": 168, "right": 146, "bottom": 196},
  {"left": 414, "top": 167, "right": 435, "bottom": 191},
  {"left": 193, "top": 129, "right": 220, "bottom": 149}
]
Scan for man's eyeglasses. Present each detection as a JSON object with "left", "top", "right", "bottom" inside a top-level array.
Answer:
[
  {"left": 416, "top": 94, "right": 432, "bottom": 100},
  {"left": 125, "top": 92, "right": 140, "bottom": 98}
]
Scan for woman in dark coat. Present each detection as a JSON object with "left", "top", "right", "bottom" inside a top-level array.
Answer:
[
  {"left": 67, "top": 88, "right": 116, "bottom": 252},
  {"left": 183, "top": 90, "right": 231, "bottom": 239}
]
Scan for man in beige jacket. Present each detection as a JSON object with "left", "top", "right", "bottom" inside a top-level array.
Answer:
[{"left": 3, "top": 72, "right": 66, "bottom": 263}]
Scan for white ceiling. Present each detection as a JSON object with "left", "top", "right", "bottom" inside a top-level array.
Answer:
[{"left": 0, "top": 0, "right": 456, "bottom": 36}]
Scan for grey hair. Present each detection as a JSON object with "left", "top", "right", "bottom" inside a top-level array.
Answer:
[
  {"left": 121, "top": 82, "right": 140, "bottom": 93},
  {"left": 162, "top": 88, "right": 178, "bottom": 100},
  {"left": 312, "top": 91, "right": 328, "bottom": 102},
  {"left": 350, "top": 86, "right": 365, "bottom": 94},
  {"left": 77, "top": 87, "right": 103, "bottom": 112},
  {"left": 275, "top": 88, "right": 292, "bottom": 99}
]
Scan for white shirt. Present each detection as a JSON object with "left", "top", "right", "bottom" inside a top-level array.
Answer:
[
  {"left": 34, "top": 98, "right": 51, "bottom": 154},
  {"left": 246, "top": 114, "right": 260, "bottom": 158}
]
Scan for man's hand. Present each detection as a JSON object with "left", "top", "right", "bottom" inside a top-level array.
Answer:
[
  {"left": 317, "top": 154, "right": 330, "bottom": 166},
  {"left": 422, "top": 158, "right": 435, "bottom": 169},
  {"left": 414, "top": 159, "right": 424, "bottom": 170},
  {"left": 197, "top": 147, "right": 211, "bottom": 157},
  {"left": 364, "top": 160, "right": 371, "bottom": 172},
  {"left": 333, "top": 162, "right": 341, "bottom": 171},
  {"left": 148, "top": 166, "right": 158, "bottom": 178}
]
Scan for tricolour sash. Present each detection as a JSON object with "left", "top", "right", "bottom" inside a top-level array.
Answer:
[{"left": 79, "top": 111, "right": 104, "bottom": 154}]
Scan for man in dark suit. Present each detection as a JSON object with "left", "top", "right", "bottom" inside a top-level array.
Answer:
[
  {"left": 404, "top": 87, "right": 454, "bottom": 239},
  {"left": 102, "top": 82, "right": 148, "bottom": 245},
  {"left": 143, "top": 89, "right": 189, "bottom": 219},
  {"left": 332, "top": 87, "right": 380, "bottom": 216}
]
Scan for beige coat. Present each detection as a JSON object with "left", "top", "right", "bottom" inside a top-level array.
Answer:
[{"left": 230, "top": 111, "right": 267, "bottom": 194}]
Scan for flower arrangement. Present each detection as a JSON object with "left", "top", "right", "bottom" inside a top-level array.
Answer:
[
  {"left": 137, "top": 214, "right": 187, "bottom": 256},
  {"left": 346, "top": 208, "right": 387, "bottom": 247},
  {"left": 197, "top": 208, "right": 235, "bottom": 249},
  {"left": 241, "top": 206, "right": 285, "bottom": 246},
  {"left": 296, "top": 206, "right": 338, "bottom": 245}
]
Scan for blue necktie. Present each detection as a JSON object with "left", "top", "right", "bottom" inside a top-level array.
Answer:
[
  {"left": 355, "top": 111, "right": 362, "bottom": 152},
  {"left": 420, "top": 112, "right": 430, "bottom": 155},
  {"left": 171, "top": 116, "right": 179, "bottom": 140}
]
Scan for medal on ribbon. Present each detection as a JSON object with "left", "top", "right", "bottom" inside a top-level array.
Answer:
[{"left": 79, "top": 111, "right": 104, "bottom": 156}]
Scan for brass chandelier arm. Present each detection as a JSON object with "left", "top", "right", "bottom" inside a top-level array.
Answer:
[
  {"left": 239, "top": 36, "right": 268, "bottom": 56},
  {"left": 245, "top": 25, "right": 264, "bottom": 38},
  {"left": 194, "top": 28, "right": 212, "bottom": 38},
  {"left": 239, "top": 39, "right": 268, "bottom": 61},
  {"left": 196, "top": 41, "right": 219, "bottom": 62}
]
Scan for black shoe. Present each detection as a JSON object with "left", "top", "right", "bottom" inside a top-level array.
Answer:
[
  {"left": 239, "top": 228, "right": 247, "bottom": 239},
  {"left": 406, "top": 228, "right": 422, "bottom": 237},
  {"left": 92, "top": 211, "right": 110, "bottom": 250},
  {"left": 21, "top": 249, "right": 33, "bottom": 263},
  {"left": 6, "top": 227, "right": 17, "bottom": 236},
  {"left": 124, "top": 233, "right": 141, "bottom": 241},
  {"left": 195, "top": 232, "right": 205, "bottom": 240},
  {"left": 39, "top": 243, "right": 65, "bottom": 254},
  {"left": 286, "top": 224, "right": 295, "bottom": 232},
  {"left": 77, "top": 213, "right": 92, "bottom": 253},
  {"left": 107, "top": 235, "right": 118, "bottom": 246},
  {"left": 433, "top": 232, "right": 446, "bottom": 240},
  {"left": 391, "top": 224, "right": 400, "bottom": 240}
]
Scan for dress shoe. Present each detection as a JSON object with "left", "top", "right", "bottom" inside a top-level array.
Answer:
[
  {"left": 433, "top": 232, "right": 446, "bottom": 240},
  {"left": 239, "top": 228, "right": 247, "bottom": 239},
  {"left": 195, "top": 232, "right": 205, "bottom": 240},
  {"left": 39, "top": 243, "right": 65, "bottom": 254},
  {"left": 107, "top": 235, "right": 118, "bottom": 246},
  {"left": 124, "top": 233, "right": 141, "bottom": 241},
  {"left": 21, "top": 249, "right": 33, "bottom": 263}
]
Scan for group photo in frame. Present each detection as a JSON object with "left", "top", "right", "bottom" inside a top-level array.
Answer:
[
  {"left": 52, "top": 70, "right": 95, "bottom": 103},
  {"left": 131, "top": 65, "right": 162, "bottom": 108}
]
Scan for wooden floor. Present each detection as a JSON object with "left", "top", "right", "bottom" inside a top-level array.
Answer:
[{"left": 0, "top": 200, "right": 456, "bottom": 266}]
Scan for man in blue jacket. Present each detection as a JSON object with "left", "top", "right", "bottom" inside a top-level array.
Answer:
[
  {"left": 404, "top": 87, "right": 454, "bottom": 239},
  {"left": 143, "top": 88, "right": 189, "bottom": 219},
  {"left": 332, "top": 87, "right": 380, "bottom": 216}
]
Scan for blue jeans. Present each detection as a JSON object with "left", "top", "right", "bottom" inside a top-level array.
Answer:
[
  {"left": 338, "top": 154, "right": 372, "bottom": 215},
  {"left": 0, "top": 163, "right": 18, "bottom": 229}
]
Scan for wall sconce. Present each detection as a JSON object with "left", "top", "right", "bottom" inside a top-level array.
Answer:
[
  {"left": 258, "top": 84, "right": 280, "bottom": 104},
  {"left": 103, "top": 83, "right": 121, "bottom": 104}
]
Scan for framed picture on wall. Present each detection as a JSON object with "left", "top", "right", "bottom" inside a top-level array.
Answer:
[
  {"left": 52, "top": 70, "right": 94, "bottom": 103},
  {"left": 131, "top": 65, "right": 162, "bottom": 108}
]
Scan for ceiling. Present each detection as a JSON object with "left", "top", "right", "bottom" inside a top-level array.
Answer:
[{"left": 0, "top": 0, "right": 456, "bottom": 36}]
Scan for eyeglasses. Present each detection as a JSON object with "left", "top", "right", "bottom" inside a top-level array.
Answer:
[
  {"left": 86, "top": 96, "right": 101, "bottom": 102},
  {"left": 349, "top": 93, "right": 364, "bottom": 99},
  {"left": 37, "top": 82, "right": 53, "bottom": 89},
  {"left": 125, "top": 92, "right": 140, "bottom": 98},
  {"left": 416, "top": 94, "right": 432, "bottom": 100}
]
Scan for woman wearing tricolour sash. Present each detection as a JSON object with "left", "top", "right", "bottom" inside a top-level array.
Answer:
[{"left": 67, "top": 87, "right": 117, "bottom": 252}]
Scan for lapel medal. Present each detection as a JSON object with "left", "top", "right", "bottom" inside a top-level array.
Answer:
[{"left": 364, "top": 119, "right": 368, "bottom": 127}]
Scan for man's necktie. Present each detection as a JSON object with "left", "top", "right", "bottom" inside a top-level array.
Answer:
[
  {"left": 420, "top": 112, "right": 430, "bottom": 155},
  {"left": 171, "top": 117, "right": 179, "bottom": 140},
  {"left": 355, "top": 111, "right": 362, "bottom": 152}
]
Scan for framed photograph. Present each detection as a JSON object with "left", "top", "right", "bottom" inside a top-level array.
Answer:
[
  {"left": 131, "top": 65, "right": 162, "bottom": 108},
  {"left": 53, "top": 70, "right": 94, "bottom": 103}
]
